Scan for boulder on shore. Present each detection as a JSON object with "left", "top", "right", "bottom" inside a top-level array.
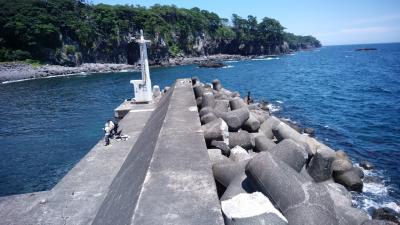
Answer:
[
  {"left": 371, "top": 207, "right": 400, "bottom": 224},
  {"left": 360, "top": 160, "right": 375, "bottom": 170},
  {"left": 198, "top": 61, "right": 226, "bottom": 68}
]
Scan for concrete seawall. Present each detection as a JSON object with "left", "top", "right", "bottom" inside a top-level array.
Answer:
[
  {"left": 0, "top": 79, "right": 224, "bottom": 225},
  {"left": 1, "top": 77, "right": 391, "bottom": 225}
]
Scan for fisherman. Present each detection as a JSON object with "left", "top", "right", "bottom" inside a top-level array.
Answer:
[
  {"left": 112, "top": 120, "right": 119, "bottom": 137},
  {"left": 244, "top": 91, "right": 254, "bottom": 104},
  {"left": 103, "top": 119, "right": 115, "bottom": 146}
]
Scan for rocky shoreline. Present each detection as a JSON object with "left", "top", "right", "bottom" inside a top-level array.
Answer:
[
  {"left": 0, "top": 63, "right": 137, "bottom": 83},
  {"left": 192, "top": 77, "right": 399, "bottom": 225},
  {"left": 0, "top": 54, "right": 252, "bottom": 83}
]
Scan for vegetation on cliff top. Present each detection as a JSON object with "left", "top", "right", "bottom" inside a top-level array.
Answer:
[{"left": 0, "top": 0, "right": 321, "bottom": 65}]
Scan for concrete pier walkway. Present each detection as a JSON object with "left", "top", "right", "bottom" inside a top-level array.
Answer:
[{"left": 0, "top": 79, "right": 223, "bottom": 225}]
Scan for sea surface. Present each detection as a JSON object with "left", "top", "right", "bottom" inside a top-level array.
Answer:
[{"left": 0, "top": 43, "right": 399, "bottom": 213}]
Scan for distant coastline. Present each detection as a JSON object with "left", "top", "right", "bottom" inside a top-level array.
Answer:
[{"left": 0, "top": 52, "right": 310, "bottom": 83}]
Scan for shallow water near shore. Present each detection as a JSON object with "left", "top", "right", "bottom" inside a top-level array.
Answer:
[{"left": 1, "top": 43, "right": 399, "bottom": 212}]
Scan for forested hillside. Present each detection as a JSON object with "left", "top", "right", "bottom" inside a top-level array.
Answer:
[{"left": 0, "top": 0, "right": 321, "bottom": 66}]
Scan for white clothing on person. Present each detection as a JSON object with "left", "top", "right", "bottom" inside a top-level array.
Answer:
[
  {"left": 104, "top": 121, "right": 115, "bottom": 135},
  {"left": 104, "top": 126, "right": 111, "bottom": 135}
]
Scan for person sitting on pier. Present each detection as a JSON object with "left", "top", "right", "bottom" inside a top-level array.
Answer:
[{"left": 103, "top": 120, "right": 115, "bottom": 146}]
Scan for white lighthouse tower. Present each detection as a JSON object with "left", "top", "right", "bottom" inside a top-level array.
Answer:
[{"left": 130, "top": 30, "right": 153, "bottom": 103}]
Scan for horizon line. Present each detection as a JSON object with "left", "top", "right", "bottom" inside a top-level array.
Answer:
[{"left": 322, "top": 41, "right": 400, "bottom": 47}]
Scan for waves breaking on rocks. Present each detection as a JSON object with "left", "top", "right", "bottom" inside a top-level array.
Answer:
[{"left": 193, "top": 77, "right": 399, "bottom": 224}]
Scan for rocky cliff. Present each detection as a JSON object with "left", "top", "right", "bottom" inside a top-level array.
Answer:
[{"left": 0, "top": 1, "right": 321, "bottom": 66}]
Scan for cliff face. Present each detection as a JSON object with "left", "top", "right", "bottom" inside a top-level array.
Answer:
[
  {"left": 54, "top": 32, "right": 311, "bottom": 67},
  {"left": 0, "top": 1, "right": 321, "bottom": 66}
]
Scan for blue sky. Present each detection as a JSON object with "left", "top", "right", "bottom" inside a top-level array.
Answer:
[{"left": 91, "top": 0, "right": 400, "bottom": 45}]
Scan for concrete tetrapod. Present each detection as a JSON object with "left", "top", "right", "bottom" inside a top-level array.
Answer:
[
  {"left": 272, "top": 121, "right": 320, "bottom": 155},
  {"left": 212, "top": 79, "right": 223, "bottom": 91},
  {"left": 221, "top": 192, "right": 288, "bottom": 225},
  {"left": 333, "top": 168, "right": 363, "bottom": 192},
  {"left": 250, "top": 109, "right": 269, "bottom": 124},
  {"left": 254, "top": 135, "right": 276, "bottom": 152},
  {"left": 259, "top": 116, "right": 281, "bottom": 139},
  {"left": 193, "top": 84, "right": 204, "bottom": 99},
  {"left": 208, "top": 148, "right": 230, "bottom": 165},
  {"left": 210, "top": 140, "right": 231, "bottom": 156},
  {"left": 249, "top": 132, "right": 266, "bottom": 149},
  {"left": 242, "top": 113, "right": 261, "bottom": 132},
  {"left": 200, "top": 112, "right": 218, "bottom": 125},
  {"left": 220, "top": 173, "right": 256, "bottom": 201},
  {"left": 196, "top": 97, "right": 202, "bottom": 108},
  {"left": 228, "top": 131, "right": 252, "bottom": 150},
  {"left": 362, "top": 220, "right": 398, "bottom": 225},
  {"left": 246, "top": 152, "right": 338, "bottom": 225},
  {"left": 352, "top": 166, "right": 365, "bottom": 179},
  {"left": 223, "top": 107, "right": 250, "bottom": 131},
  {"left": 191, "top": 76, "right": 199, "bottom": 85},
  {"left": 201, "top": 92, "right": 216, "bottom": 109},
  {"left": 202, "top": 118, "right": 229, "bottom": 145},
  {"left": 229, "top": 97, "right": 247, "bottom": 110},
  {"left": 214, "top": 99, "right": 230, "bottom": 117},
  {"left": 199, "top": 106, "right": 214, "bottom": 117},
  {"left": 229, "top": 146, "right": 251, "bottom": 162},
  {"left": 307, "top": 145, "right": 336, "bottom": 182},
  {"left": 269, "top": 139, "right": 308, "bottom": 172},
  {"left": 323, "top": 181, "right": 369, "bottom": 225},
  {"left": 213, "top": 160, "right": 250, "bottom": 188}
]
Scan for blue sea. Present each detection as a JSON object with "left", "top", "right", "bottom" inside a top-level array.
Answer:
[{"left": 0, "top": 43, "right": 399, "bottom": 213}]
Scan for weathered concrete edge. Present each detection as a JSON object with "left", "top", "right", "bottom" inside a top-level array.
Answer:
[
  {"left": 91, "top": 84, "right": 175, "bottom": 225},
  {"left": 130, "top": 79, "right": 224, "bottom": 225}
]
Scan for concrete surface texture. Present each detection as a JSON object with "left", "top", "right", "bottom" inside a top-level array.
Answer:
[
  {"left": 0, "top": 79, "right": 223, "bottom": 225},
  {"left": 0, "top": 102, "right": 155, "bottom": 225}
]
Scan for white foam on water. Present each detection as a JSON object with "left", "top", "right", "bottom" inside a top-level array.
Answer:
[
  {"left": 281, "top": 117, "right": 297, "bottom": 124},
  {"left": 2, "top": 78, "right": 34, "bottom": 84},
  {"left": 251, "top": 57, "right": 280, "bottom": 61},
  {"left": 1, "top": 69, "right": 135, "bottom": 84},
  {"left": 1, "top": 73, "right": 81, "bottom": 84},
  {"left": 224, "top": 60, "right": 239, "bottom": 63},
  {"left": 352, "top": 166, "right": 400, "bottom": 215},
  {"left": 363, "top": 182, "right": 388, "bottom": 195},
  {"left": 276, "top": 100, "right": 284, "bottom": 104},
  {"left": 267, "top": 103, "right": 281, "bottom": 112},
  {"left": 222, "top": 65, "right": 234, "bottom": 69}
]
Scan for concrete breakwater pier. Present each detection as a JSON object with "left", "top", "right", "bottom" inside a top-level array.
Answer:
[{"left": 0, "top": 78, "right": 396, "bottom": 225}]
